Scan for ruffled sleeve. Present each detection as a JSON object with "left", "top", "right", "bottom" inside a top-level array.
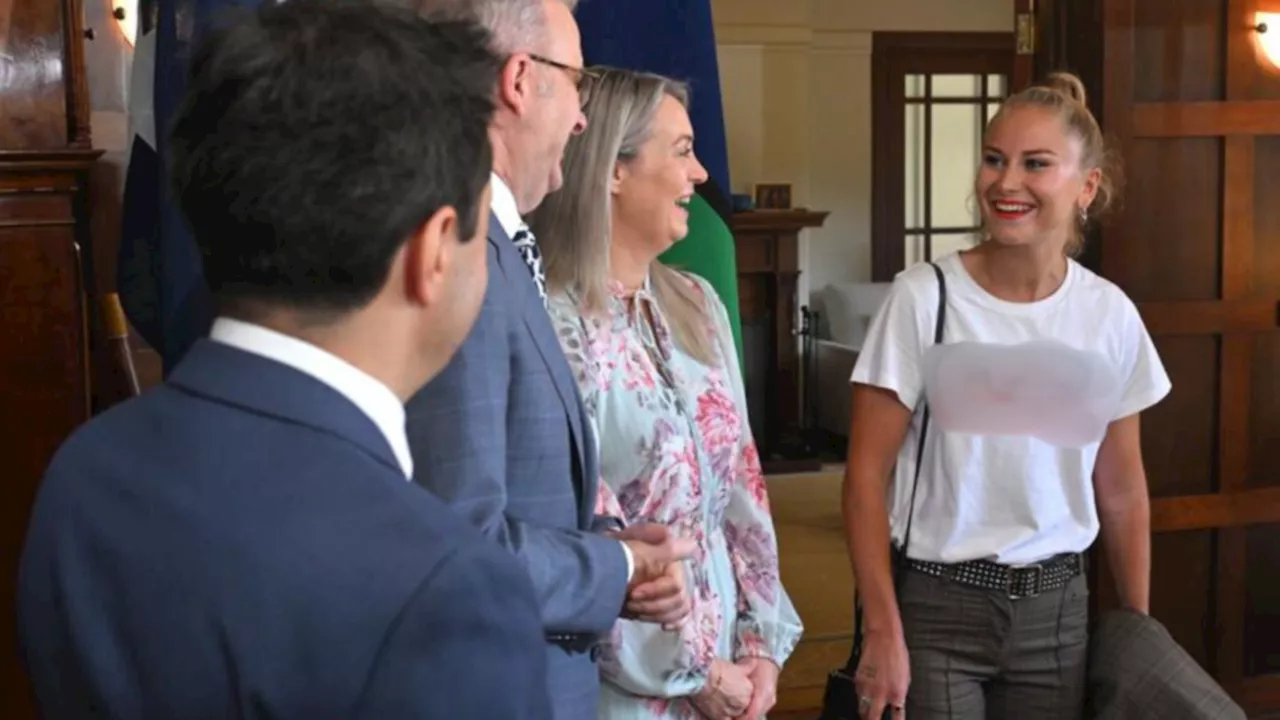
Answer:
[
  {"left": 546, "top": 291, "right": 714, "bottom": 698},
  {"left": 693, "top": 276, "right": 804, "bottom": 666}
]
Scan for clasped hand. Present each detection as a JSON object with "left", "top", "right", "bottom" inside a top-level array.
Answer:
[
  {"left": 612, "top": 523, "right": 695, "bottom": 627},
  {"left": 692, "top": 657, "right": 779, "bottom": 720}
]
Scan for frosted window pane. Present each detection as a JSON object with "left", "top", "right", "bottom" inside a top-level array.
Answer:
[
  {"left": 987, "top": 102, "right": 1001, "bottom": 123},
  {"left": 931, "top": 232, "right": 981, "bottom": 261},
  {"left": 930, "top": 103, "right": 983, "bottom": 228},
  {"left": 905, "top": 103, "right": 925, "bottom": 229},
  {"left": 987, "top": 74, "right": 1007, "bottom": 97},
  {"left": 905, "top": 74, "right": 926, "bottom": 98},
  {"left": 932, "top": 74, "right": 982, "bottom": 98}
]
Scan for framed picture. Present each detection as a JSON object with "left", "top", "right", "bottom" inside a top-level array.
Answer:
[{"left": 753, "top": 182, "right": 792, "bottom": 210}]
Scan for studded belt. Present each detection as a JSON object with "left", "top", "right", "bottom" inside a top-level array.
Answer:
[{"left": 905, "top": 552, "right": 1084, "bottom": 600}]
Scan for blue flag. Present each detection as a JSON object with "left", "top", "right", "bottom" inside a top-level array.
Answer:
[
  {"left": 119, "top": 0, "right": 259, "bottom": 373},
  {"left": 575, "top": 0, "right": 743, "bottom": 359}
]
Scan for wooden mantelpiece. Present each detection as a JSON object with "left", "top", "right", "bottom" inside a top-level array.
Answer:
[{"left": 731, "top": 210, "right": 828, "bottom": 475}]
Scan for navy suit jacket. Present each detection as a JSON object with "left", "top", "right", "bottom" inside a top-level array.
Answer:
[
  {"left": 405, "top": 212, "right": 629, "bottom": 718},
  {"left": 17, "top": 340, "right": 551, "bottom": 720}
]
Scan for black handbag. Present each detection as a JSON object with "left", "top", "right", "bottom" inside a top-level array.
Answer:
[{"left": 817, "top": 262, "right": 947, "bottom": 720}]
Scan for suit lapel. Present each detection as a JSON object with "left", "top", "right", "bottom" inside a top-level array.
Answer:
[
  {"left": 168, "top": 340, "right": 404, "bottom": 478},
  {"left": 488, "top": 216, "right": 589, "bottom": 506}
]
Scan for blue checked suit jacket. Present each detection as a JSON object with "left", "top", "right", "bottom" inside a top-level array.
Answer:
[{"left": 405, "top": 212, "right": 630, "bottom": 719}]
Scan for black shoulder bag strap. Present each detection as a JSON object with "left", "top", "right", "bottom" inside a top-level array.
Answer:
[{"left": 832, "top": 261, "right": 947, "bottom": 706}]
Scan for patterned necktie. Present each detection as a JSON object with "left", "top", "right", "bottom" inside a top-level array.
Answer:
[{"left": 511, "top": 224, "right": 547, "bottom": 305}]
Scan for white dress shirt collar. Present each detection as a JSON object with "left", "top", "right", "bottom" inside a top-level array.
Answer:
[
  {"left": 489, "top": 171, "right": 523, "bottom": 238},
  {"left": 209, "top": 317, "right": 414, "bottom": 479}
]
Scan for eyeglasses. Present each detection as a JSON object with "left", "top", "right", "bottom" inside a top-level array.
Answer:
[{"left": 528, "top": 53, "right": 599, "bottom": 106}]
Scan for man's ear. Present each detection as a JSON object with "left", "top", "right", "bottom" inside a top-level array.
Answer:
[
  {"left": 404, "top": 206, "right": 458, "bottom": 308},
  {"left": 496, "top": 54, "right": 535, "bottom": 116}
]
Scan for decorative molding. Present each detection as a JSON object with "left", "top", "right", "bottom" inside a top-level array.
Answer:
[
  {"left": 716, "top": 24, "right": 814, "bottom": 47},
  {"left": 716, "top": 24, "right": 873, "bottom": 54},
  {"left": 812, "top": 30, "right": 873, "bottom": 54}
]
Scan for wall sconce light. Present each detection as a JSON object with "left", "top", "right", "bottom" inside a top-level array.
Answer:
[
  {"left": 1257, "top": 13, "right": 1280, "bottom": 70},
  {"left": 113, "top": 0, "right": 137, "bottom": 47}
]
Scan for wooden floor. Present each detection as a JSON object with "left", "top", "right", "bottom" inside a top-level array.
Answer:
[{"left": 767, "top": 467, "right": 854, "bottom": 716}]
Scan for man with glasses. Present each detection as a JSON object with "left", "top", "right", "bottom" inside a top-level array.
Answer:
[{"left": 405, "top": 1, "right": 695, "bottom": 718}]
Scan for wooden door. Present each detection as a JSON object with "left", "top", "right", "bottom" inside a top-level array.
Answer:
[
  {"left": 1090, "top": 0, "right": 1280, "bottom": 715},
  {"left": 1012, "top": 0, "right": 1038, "bottom": 89}
]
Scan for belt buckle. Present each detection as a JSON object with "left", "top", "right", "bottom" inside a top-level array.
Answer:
[{"left": 1009, "top": 563, "right": 1043, "bottom": 599}]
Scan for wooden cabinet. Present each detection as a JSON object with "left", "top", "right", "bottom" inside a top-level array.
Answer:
[
  {"left": 731, "top": 210, "right": 828, "bottom": 474},
  {"left": 0, "top": 1, "right": 101, "bottom": 717}
]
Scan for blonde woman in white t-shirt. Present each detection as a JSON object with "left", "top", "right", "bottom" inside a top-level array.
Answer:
[{"left": 843, "top": 71, "right": 1171, "bottom": 720}]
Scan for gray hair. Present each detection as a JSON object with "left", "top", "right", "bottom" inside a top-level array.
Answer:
[
  {"left": 408, "top": 0, "right": 578, "bottom": 54},
  {"left": 530, "top": 67, "right": 715, "bottom": 365}
]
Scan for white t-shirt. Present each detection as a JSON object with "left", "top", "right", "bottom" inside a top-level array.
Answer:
[{"left": 850, "top": 251, "right": 1171, "bottom": 565}]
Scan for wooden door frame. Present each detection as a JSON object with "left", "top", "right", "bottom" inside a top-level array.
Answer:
[
  {"left": 1013, "top": 0, "right": 1038, "bottom": 89},
  {"left": 870, "top": 32, "right": 1014, "bottom": 282},
  {"left": 1098, "top": 0, "right": 1280, "bottom": 711}
]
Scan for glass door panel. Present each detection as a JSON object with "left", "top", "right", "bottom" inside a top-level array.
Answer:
[
  {"left": 900, "top": 71, "right": 1007, "bottom": 271},
  {"left": 930, "top": 103, "right": 985, "bottom": 228}
]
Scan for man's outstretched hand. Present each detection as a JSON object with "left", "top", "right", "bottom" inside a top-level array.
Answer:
[{"left": 613, "top": 523, "right": 695, "bottom": 626}]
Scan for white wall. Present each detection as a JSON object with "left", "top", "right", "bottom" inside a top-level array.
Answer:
[
  {"left": 711, "top": 0, "right": 1012, "bottom": 306},
  {"left": 85, "top": 1, "right": 134, "bottom": 170}
]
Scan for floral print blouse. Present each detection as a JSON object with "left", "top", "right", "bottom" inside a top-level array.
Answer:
[{"left": 548, "top": 271, "right": 802, "bottom": 717}]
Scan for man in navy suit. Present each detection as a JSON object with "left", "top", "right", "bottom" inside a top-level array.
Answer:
[
  {"left": 403, "top": 1, "right": 695, "bottom": 716},
  {"left": 16, "top": 2, "right": 549, "bottom": 718}
]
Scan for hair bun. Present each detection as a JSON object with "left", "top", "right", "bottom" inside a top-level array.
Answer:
[{"left": 1040, "top": 71, "right": 1088, "bottom": 106}]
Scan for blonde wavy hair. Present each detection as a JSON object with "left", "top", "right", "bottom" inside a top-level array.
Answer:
[{"left": 529, "top": 67, "right": 715, "bottom": 365}]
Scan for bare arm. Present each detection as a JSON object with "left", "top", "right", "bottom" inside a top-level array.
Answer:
[
  {"left": 1092, "top": 412, "right": 1151, "bottom": 614},
  {"left": 842, "top": 382, "right": 914, "bottom": 637}
]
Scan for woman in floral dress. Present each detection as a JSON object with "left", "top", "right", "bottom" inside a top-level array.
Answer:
[{"left": 530, "top": 67, "right": 803, "bottom": 720}]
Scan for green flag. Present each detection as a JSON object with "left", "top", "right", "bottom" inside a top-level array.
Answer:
[
  {"left": 576, "top": 0, "right": 743, "bottom": 362},
  {"left": 659, "top": 195, "right": 742, "bottom": 364}
]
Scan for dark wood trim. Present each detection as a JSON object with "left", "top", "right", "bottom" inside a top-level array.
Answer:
[
  {"left": 870, "top": 33, "right": 901, "bottom": 283},
  {"left": 1132, "top": 100, "right": 1280, "bottom": 137},
  {"left": 1098, "top": 0, "right": 1135, "bottom": 288},
  {"left": 1032, "top": 0, "right": 1106, "bottom": 109},
  {"left": 923, "top": 75, "right": 933, "bottom": 261},
  {"left": 1030, "top": 0, "right": 1105, "bottom": 273},
  {"left": 1135, "top": 299, "right": 1278, "bottom": 335},
  {"left": 1012, "top": 0, "right": 1036, "bottom": 90},
  {"left": 1149, "top": 488, "right": 1280, "bottom": 532},
  {"left": 870, "top": 31, "right": 1012, "bottom": 52},
  {"left": 0, "top": 149, "right": 104, "bottom": 173},
  {"left": 904, "top": 97, "right": 1006, "bottom": 104},
  {"left": 60, "top": 0, "right": 93, "bottom": 149},
  {"left": 730, "top": 210, "right": 829, "bottom": 234},
  {"left": 1214, "top": 0, "right": 1256, "bottom": 688}
]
